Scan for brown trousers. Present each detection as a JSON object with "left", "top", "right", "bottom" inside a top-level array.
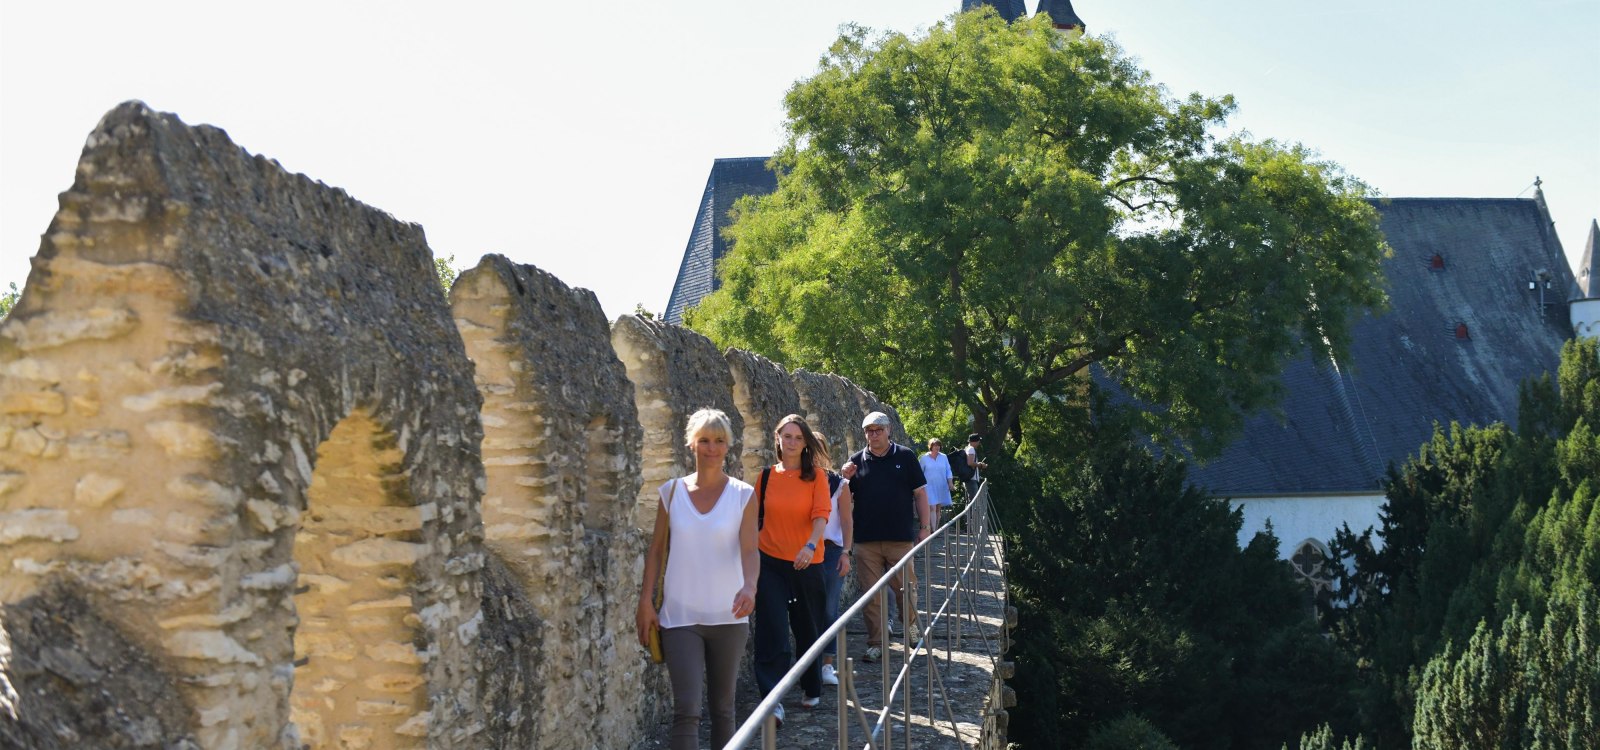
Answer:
[{"left": 854, "top": 540, "right": 918, "bottom": 647}]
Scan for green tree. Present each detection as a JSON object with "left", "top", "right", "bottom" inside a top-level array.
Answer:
[
  {"left": 1286, "top": 724, "right": 1370, "bottom": 750},
  {"left": 434, "top": 253, "right": 459, "bottom": 293},
  {"left": 1413, "top": 591, "right": 1599, "bottom": 749},
  {"left": 1323, "top": 338, "right": 1600, "bottom": 746},
  {"left": 0, "top": 281, "right": 18, "bottom": 320},
  {"left": 1083, "top": 714, "right": 1178, "bottom": 750},
  {"left": 1003, "top": 396, "right": 1360, "bottom": 748},
  {"left": 689, "top": 9, "right": 1389, "bottom": 450}
]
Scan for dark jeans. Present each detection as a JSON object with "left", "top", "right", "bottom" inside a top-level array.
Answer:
[
  {"left": 820, "top": 541, "right": 845, "bottom": 657},
  {"left": 754, "top": 552, "right": 826, "bottom": 700}
]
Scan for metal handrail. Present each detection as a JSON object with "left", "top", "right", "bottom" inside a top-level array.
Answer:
[{"left": 722, "top": 481, "right": 1000, "bottom": 749}]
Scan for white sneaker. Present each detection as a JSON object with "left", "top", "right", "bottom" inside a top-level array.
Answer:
[
  {"left": 801, "top": 694, "right": 821, "bottom": 709},
  {"left": 820, "top": 664, "right": 839, "bottom": 686},
  {"left": 772, "top": 703, "right": 784, "bottom": 728}
]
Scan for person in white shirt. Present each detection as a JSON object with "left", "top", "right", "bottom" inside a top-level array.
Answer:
[
  {"left": 963, "top": 433, "right": 988, "bottom": 500},
  {"left": 810, "top": 432, "right": 853, "bottom": 688},
  {"left": 919, "top": 438, "right": 955, "bottom": 523},
  {"left": 637, "top": 409, "right": 759, "bottom": 750}
]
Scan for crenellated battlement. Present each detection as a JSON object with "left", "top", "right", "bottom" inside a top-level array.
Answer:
[{"left": 0, "top": 103, "right": 946, "bottom": 749}]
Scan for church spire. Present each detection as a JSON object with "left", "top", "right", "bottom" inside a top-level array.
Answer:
[
  {"left": 1035, "top": 0, "right": 1086, "bottom": 35},
  {"left": 1579, "top": 219, "right": 1599, "bottom": 300},
  {"left": 1571, "top": 219, "right": 1600, "bottom": 340}
]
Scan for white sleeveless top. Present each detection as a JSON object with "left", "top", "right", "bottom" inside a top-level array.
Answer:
[
  {"left": 658, "top": 476, "right": 755, "bottom": 628},
  {"left": 822, "top": 473, "right": 847, "bottom": 547}
]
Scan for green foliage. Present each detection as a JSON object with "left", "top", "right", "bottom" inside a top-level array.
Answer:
[
  {"left": 1322, "top": 338, "right": 1600, "bottom": 747},
  {"left": 1286, "top": 724, "right": 1370, "bottom": 750},
  {"left": 1413, "top": 592, "right": 1599, "bottom": 749},
  {"left": 0, "top": 281, "right": 18, "bottom": 319},
  {"left": 1083, "top": 714, "right": 1179, "bottom": 750},
  {"left": 434, "top": 253, "right": 459, "bottom": 293},
  {"left": 1003, "top": 395, "right": 1360, "bottom": 748},
  {"left": 688, "top": 9, "right": 1389, "bottom": 450}
]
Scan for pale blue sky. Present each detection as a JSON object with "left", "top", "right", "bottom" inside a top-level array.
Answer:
[{"left": 2, "top": 1, "right": 1596, "bottom": 318}]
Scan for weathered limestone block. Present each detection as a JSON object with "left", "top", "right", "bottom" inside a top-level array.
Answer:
[
  {"left": 0, "top": 102, "right": 487, "bottom": 749},
  {"left": 610, "top": 315, "right": 743, "bottom": 522},
  {"left": 792, "top": 369, "right": 866, "bottom": 459},
  {"left": 449, "top": 255, "right": 651, "bottom": 748},
  {"left": 472, "top": 551, "right": 544, "bottom": 749},
  {"left": 0, "top": 582, "right": 199, "bottom": 749},
  {"left": 725, "top": 348, "right": 803, "bottom": 478}
]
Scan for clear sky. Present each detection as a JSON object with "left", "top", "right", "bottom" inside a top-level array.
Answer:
[{"left": 2, "top": 1, "right": 1596, "bottom": 319}]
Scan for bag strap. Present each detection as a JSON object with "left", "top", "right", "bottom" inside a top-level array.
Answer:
[
  {"left": 652, "top": 479, "right": 677, "bottom": 611},
  {"left": 758, "top": 467, "right": 771, "bottom": 530}
]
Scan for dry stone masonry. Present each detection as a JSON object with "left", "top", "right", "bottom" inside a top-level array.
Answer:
[
  {"left": 0, "top": 102, "right": 1007, "bottom": 749},
  {"left": 723, "top": 349, "right": 803, "bottom": 480},
  {"left": 448, "top": 256, "right": 645, "bottom": 749}
]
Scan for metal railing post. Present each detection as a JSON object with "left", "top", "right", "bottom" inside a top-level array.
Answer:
[{"left": 719, "top": 485, "right": 996, "bottom": 750}]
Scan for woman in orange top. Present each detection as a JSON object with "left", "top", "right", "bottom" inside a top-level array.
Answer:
[{"left": 752, "top": 413, "right": 832, "bottom": 726}]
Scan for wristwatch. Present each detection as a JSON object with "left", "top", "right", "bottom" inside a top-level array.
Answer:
[{"left": 804, "top": 542, "right": 817, "bottom": 551}]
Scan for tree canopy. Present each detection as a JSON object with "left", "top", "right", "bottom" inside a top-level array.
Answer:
[
  {"left": 1001, "top": 397, "right": 1359, "bottom": 748},
  {"left": 0, "top": 282, "right": 18, "bottom": 320},
  {"left": 688, "top": 9, "right": 1389, "bottom": 450},
  {"left": 1322, "top": 338, "right": 1600, "bottom": 748}
]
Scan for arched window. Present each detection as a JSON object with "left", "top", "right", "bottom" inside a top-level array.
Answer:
[{"left": 1290, "top": 538, "right": 1335, "bottom": 597}]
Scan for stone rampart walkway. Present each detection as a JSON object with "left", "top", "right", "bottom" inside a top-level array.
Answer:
[{"left": 634, "top": 529, "right": 1010, "bottom": 750}]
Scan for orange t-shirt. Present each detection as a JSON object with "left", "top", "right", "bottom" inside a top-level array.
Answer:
[{"left": 757, "top": 464, "right": 831, "bottom": 561}]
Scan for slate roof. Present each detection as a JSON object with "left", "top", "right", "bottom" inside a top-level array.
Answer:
[
  {"left": 663, "top": 157, "right": 779, "bottom": 324},
  {"left": 1035, "top": 0, "right": 1086, "bottom": 29},
  {"left": 962, "top": 0, "right": 1027, "bottom": 23},
  {"left": 1187, "top": 197, "right": 1579, "bottom": 495}
]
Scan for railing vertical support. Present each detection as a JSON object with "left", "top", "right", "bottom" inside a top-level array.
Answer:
[
  {"left": 924, "top": 545, "right": 933, "bottom": 726},
  {"left": 836, "top": 627, "right": 849, "bottom": 750},
  {"left": 880, "top": 584, "right": 891, "bottom": 748}
]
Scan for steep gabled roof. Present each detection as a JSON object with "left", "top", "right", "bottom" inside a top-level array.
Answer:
[
  {"left": 663, "top": 157, "right": 779, "bottom": 323},
  {"left": 1035, "top": 0, "right": 1086, "bottom": 30},
  {"left": 1187, "top": 198, "right": 1579, "bottom": 495},
  {"left": 962, "top": 0, "right": 1028, "bottom": 23},
  {"left": 1578, "top": 219, "right": 1599, "bottom": 299}
]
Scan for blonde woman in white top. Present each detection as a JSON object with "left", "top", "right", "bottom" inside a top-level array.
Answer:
[{"left": 637, "top": 408, "right": 759, "bottom": 750}]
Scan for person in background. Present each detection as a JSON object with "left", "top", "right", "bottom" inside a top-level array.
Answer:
[
  {"left": 919, "top": 437, "right": 954, "bottom": 525},
  {"left": 637, "top": 408, "right": 758, "bottom": 750},
  {"left": 753, "top": 414, "right": 833, "bottom": 726},
  {"left": 811, "top": 432, "right": 853, "bottom": 687},
  {"left": 842, "top": 411, "right": 929, "bottom": 664},
  {"left": 963, "top": 433, "right": 989, "bottom": 499}
]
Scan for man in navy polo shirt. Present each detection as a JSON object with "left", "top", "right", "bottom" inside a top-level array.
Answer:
[{"left": 841, "top": 411, "right": 929, "bottom": 663}]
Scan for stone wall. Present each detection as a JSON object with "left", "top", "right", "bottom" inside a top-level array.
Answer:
[
  {"left": 0, "top": 102, "right": 485, "bottom": 749},
  {"left": 448, "top": 256, "right": 646, "bottom": 748},
  {"left": 723, "top": 348, "right": 802, "bottom": 480},
  {"left": 0, "top": 102, "right": 917, "bottom": 749}
]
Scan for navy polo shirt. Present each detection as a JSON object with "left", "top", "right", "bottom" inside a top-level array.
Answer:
[{"left": 848, "top": 443, "right": 927, "bottom": 543}]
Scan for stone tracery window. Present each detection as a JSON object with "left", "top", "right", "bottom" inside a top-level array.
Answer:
[{"left": 1290, "top": 538, "right": 1336, "bottom": 597}]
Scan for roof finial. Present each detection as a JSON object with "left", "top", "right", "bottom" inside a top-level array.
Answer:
[{"left": 1535, "top": 175, "right": 1543, "bottom": 189}]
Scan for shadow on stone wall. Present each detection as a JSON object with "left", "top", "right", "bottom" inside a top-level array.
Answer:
[{"left": 0, "top": 102, "right": 915, "bottom": 749}]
